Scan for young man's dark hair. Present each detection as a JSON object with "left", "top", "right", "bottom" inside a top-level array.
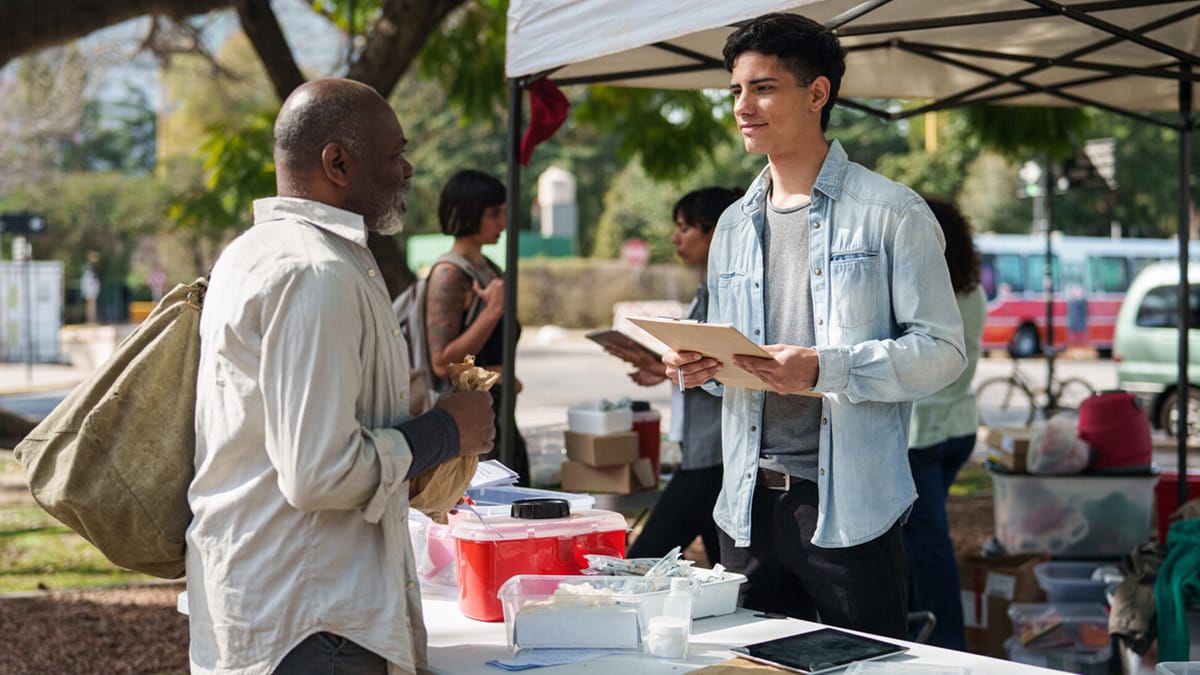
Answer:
[
  {"left": 673, "top": 186, "right": 744, "bottom": 234},
  {"left": 722, "top": 13, "right": 846, "bottom": 130},
  {"left": 438, "top": 169, "right": 506, "bottom": 237}
]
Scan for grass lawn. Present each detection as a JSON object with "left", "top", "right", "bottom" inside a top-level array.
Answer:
[{"left": 0, "top": 454, "right": 157, "bottom": 594}]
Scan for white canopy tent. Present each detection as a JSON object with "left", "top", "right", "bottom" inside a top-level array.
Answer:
[{"left": 496, "top": 0, "right": 1198, "bottom": 503}]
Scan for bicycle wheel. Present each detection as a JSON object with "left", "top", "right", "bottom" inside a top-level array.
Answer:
[
  {"left": 976, "top": 376, "right": 1036, "bottom": 428},
  {"left": 1052, "top": 377, "right": 1095, "bottom": 413}
]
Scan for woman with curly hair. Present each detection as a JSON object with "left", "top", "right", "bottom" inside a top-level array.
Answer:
[{"left": 902, "top": 196, "right": 987, "bottom": 650}]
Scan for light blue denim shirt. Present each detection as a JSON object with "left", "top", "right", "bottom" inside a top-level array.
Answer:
[{"left": 705, "top": 141, "right": 966, "bottom": 549}]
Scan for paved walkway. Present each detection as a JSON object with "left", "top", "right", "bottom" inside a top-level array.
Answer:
[{"left": 0, "top": 361, "right": 90, "bottom": 397}]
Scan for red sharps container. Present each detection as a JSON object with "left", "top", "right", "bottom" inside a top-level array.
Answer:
[{"left": 451, "top": 498, "right": 628, "bottom": 621}]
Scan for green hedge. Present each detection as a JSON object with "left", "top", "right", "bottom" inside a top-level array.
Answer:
[{"left": 515, "top": 258, "right": 698, "bottom": 328}]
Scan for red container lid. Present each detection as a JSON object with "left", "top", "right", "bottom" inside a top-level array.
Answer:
[{"left": 450, "top": 509, "right": 628, "bottom": 542}]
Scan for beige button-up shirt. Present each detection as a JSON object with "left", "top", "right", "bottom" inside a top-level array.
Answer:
[{"left": 188, "top": 197, "right": 425, "bottom": 674}]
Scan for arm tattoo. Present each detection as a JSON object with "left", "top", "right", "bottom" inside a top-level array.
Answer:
[{"left": 425, "top": 264, "right": 471, "bottom": 374}]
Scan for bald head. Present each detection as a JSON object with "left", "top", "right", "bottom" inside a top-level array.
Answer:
[{"left": 274, "top": 78, "right": 390, "bottom": 179}]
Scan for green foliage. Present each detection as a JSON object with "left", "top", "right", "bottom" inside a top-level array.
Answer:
[
  {"left": 169, "top": 112, "right": 276, "bottom": 238},
  {"left": 574, "top": 87, "right": 730, "bottom": 181},
  {"left": 309, "top": 0, "right": 382, "bottom": 34},
  {"left": 54, "top": 87, "right": 157, "bottom": 174},
  {"left": 828, "top": 101, "right": 911, "bottom": 169},
  {"left": 417, "top": 0, "right": 507, "bottom": 122},
  {"left": 963, "top": 105, "right": 1091, "bottom": 161}
]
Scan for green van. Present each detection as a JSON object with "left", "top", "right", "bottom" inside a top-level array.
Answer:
[{"left": 1113, "top": 260, "right": 1200, "bottom": 440}]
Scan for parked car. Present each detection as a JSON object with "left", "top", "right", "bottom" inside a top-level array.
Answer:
[{"left": 1113, "top": 260, "right": 1200, "bottom": 441}]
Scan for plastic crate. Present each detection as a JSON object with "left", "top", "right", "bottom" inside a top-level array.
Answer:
[
  {"left": 989, "top": 469, "right": 1157, "bottom": 558},
  {"left": 1034, "top": 562, "right": 1109, "bottom": 603},
  {"left": 1008, "top": 603, "right": 1110, "bottom": 651},
  {"left": 1005, "top": 638, "right": 1111, "bottom": 675}
]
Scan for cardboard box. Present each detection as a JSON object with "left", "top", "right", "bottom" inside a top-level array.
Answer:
[
  {"left": 560, "top": 457, "right": 656, "bottom": 494},
  {"left": 564, "top": 430, "right": 639, "bottom": 467},
  {"left": 984, "top": 427, "right": 1031, "bottom": 472},
  {"left": 959, "top": 552, "right": 1050, "bottom": 658}
]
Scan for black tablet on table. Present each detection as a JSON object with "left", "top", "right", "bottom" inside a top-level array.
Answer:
[{"left": 731, "top": 627, "right": 908, "bottom": 674}]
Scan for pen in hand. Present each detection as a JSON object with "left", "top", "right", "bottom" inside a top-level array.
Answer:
[{"left": 677, "top": 365, "right": 685, "bottom": 393}]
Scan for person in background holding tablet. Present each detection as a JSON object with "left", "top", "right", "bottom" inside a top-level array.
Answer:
[
  {"left": 903, "top": 197, "right": 986, "bottom": 650},
  {"left": 664, "top": 14, "right": 965, "bottom": 639},
  {"left": 606, "top": 186, "right": 742, "bottom": 567}
]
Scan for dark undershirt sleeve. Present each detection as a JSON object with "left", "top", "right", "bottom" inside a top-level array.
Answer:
[{"left": 396, "top": 407, "right": 461, "bottom": 481}]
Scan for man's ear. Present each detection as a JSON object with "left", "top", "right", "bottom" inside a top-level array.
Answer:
[
  {"left": 320, "top": 143, "right": 351, "bottom": 187},
  {"left": 808, "top": 76, "right": 831, "bottom": 113}
]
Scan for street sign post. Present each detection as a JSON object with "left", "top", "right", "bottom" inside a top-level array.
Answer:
[{"left": 0, "top": 213, "right": 47, "bottom": 235}]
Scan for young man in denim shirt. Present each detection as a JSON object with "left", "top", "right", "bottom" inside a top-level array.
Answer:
[{"left": 664, "top": 14, "right": 966, "bottom": 639}]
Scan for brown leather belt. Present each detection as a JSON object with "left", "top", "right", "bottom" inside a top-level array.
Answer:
[{"left": 757, "top": 467, "right": 797, "bottom": 491}]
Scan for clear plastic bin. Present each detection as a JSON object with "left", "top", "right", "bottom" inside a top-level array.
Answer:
[
  {"left": 497, "top": 572, "right": 747, "bottom": 653},
  {"left": 1004, "top": 638, "right": 1111, "bottom": 675},
  {"left": 498, "top": 575, "right": 659, "bottom": 653},
  {"left": 1008, "top": 603, "right": 1110, "bottom": 651},
  {"left": 989, "top": 469, "right": 1157, "bottom": 557},
  {"left": 1158, "top": 663, "right": 1200, "bottom": 675},
  {"left": 1034, "top": 561, "right": 1109, "bottom": 604}
]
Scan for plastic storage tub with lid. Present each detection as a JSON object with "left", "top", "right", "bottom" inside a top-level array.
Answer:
[
  {"left": 988, "top": 466, "right": 1157, "bottom": 558},
  {"left": 451, "top": 499, "right": 627, "bottom": 621}
]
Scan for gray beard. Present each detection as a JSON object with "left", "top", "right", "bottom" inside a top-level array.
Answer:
[{"left": 375, "top": 192, "right": 407, "bottom": 236}]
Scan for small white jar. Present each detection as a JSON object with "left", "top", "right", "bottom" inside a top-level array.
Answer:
[{"left": 646, "top": 615, "right": 689, "bottom": 659}]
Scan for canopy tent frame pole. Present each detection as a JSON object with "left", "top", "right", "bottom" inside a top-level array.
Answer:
[
  {"left": 1176, "top": 63, "right": 1193, "bottom": 508},
  {"left": 499, "top": 76, "right": 525, "bottom": 470}
]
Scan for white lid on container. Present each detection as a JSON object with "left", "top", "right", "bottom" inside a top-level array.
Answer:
[
  {"left": 647, "top": 615, "right": 689, "bottom": 636},
  {"left": 450, "top": 508, "right": 628, "bottom": 541}
]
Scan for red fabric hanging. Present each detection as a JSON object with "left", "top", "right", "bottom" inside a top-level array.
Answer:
[{"left": 520, "top": 78, "right": 569, "bottom": 166}]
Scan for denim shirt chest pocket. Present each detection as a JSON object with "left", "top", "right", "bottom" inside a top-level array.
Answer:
[{"left": 828, "top": 249, "right": 882, "bottom": 329}]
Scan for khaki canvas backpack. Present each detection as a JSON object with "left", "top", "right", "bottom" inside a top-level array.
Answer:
[{"left": 14, "top": 278, "right": 206, "bottom": 579}]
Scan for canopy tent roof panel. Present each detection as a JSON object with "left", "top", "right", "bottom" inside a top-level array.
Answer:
[{"left": 506, "top": 0, "right": 1200, "bottom": 116}]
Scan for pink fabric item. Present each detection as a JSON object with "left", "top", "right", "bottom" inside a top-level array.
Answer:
[{"left": 520, "top": 78, "right": 569, "bottom": 166}]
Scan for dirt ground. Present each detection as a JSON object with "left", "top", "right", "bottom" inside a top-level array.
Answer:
[{"left": 0, "top": 454, "right": 994, "bottom": 675}]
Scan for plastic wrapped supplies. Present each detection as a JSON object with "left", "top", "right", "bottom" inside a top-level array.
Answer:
[{"left": 1028, "top": 414, "right": 1092, "bottom": 474}]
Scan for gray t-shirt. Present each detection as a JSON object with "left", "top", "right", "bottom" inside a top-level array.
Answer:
[
  {"left": 681, "top": 284, "right": 723, "bottom": 470},
  {"left": 759, "top": 197, "right": 822, "bottom": 482}
]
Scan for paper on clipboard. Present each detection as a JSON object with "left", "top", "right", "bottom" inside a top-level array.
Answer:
[{"left": 626, "top": 317, "right": 822, "bottom": 397}]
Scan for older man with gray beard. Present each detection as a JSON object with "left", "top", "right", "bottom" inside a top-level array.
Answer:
[{"left": 187, "top": 78, "right": 496, "bottom": 675}]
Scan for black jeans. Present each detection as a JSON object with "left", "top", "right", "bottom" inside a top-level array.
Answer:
[
  {"left": 718, "top": 478, "right": 909, "bottom": 639},
  {"left": 272, "top": 633, "right": 386, "bottom": 675},
  {"left": 902, "top": 434, "right": 975, "bottom": 650},
  {"left": 627, "top": 465, "right": 723, "bottom": 566}
]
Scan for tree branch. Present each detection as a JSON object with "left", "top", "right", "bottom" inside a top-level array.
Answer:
[
  {"left": 0, "top": 0, "right": 233, "bottom": 69},
  {"left": 235, "top": 0, "right": 305, "bottom": 101},
  {"left": 348, "top": 0, "right": 466, "bottom": 98}
]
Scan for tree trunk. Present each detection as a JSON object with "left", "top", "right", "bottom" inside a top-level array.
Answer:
[
  {"left": 349, "top": 0, "right": 466, "bottom": 99},
  {"left": 234, "top": 0, "right": 304, "bottom": 101},
  {"left": 0, "top": 0, "right": 233, "bottom": 69},
  {"left": 369, "top": 234, "right": 416, "bottom": 299}
]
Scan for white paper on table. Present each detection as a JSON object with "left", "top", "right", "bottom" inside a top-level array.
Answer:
[{"left": 470, "top": 459, "right": 520, "bottom": 489}]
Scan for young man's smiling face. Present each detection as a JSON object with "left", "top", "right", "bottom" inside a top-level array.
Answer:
[{"left": 730, "top": 51, "right": 826, "bottom": 159}]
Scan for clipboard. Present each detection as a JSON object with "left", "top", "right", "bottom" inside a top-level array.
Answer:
[{"left": 627, "top": 317, "right": 821, "bottom": 396}]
